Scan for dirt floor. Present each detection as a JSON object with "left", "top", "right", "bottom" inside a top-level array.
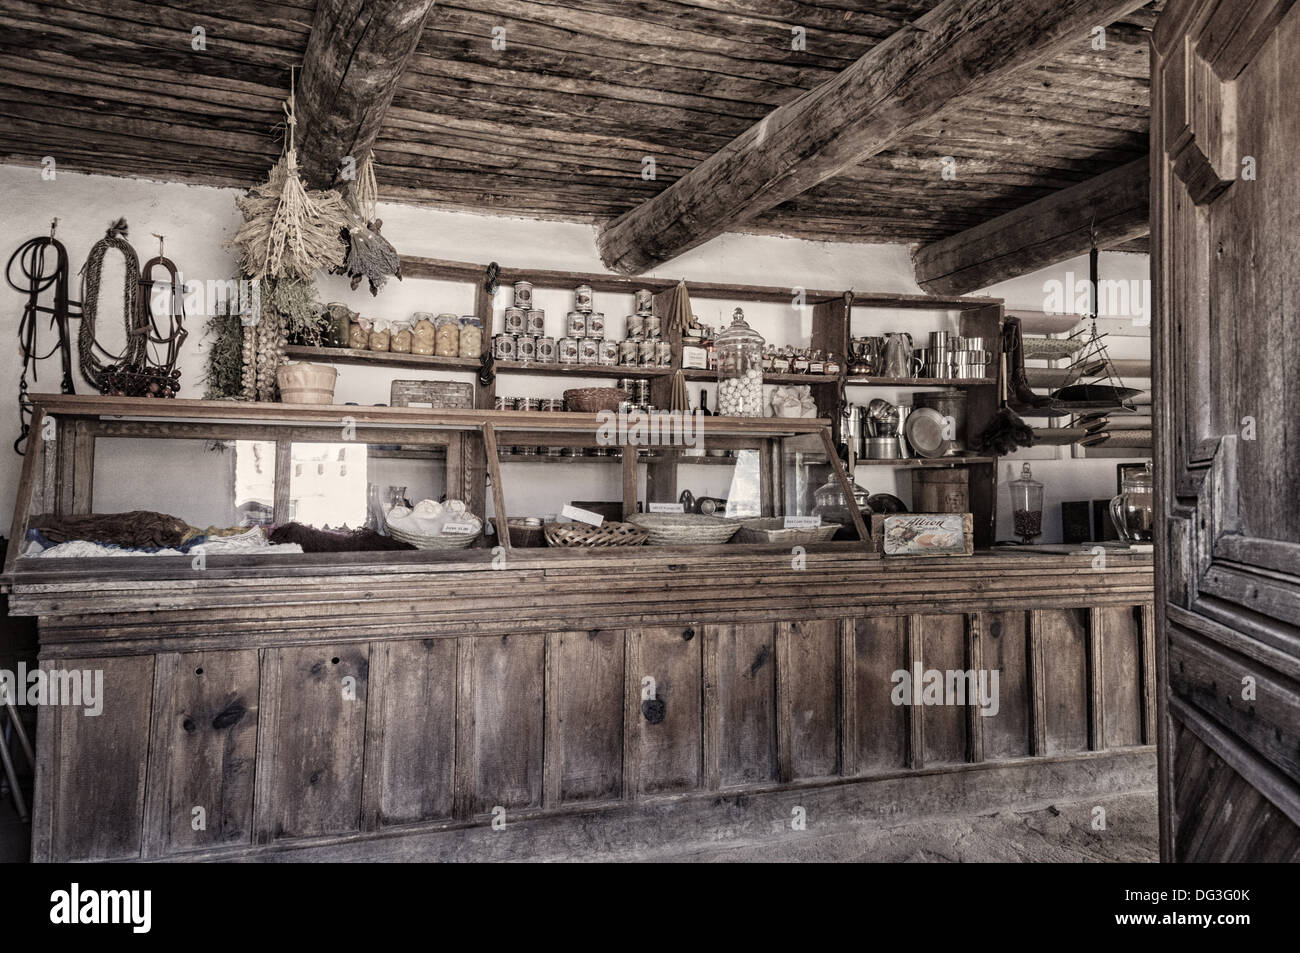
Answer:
[{"left": 599, "top": 789, "right": 1160, "bottom": 863}]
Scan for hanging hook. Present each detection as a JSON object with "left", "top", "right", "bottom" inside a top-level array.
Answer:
[
  {"left": 49, "top": 217, "right": 58, "bottom": 240},
  {"left": 152, "top": 233, "right": 165, "bottom": 259}
]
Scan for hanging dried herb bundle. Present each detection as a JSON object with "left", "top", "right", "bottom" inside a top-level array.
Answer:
[
  {"left": 203, "top": 286, "right": 245, "bottom": 400},
  {"left": 336, "top": 152, "right": 402, "bottom": 296},
  {"left": 231, "top": 83, "right": 348, "bottom": 281}
]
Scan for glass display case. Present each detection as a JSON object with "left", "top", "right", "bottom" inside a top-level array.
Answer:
[{"left": 4, "top": 395, "right": 870, "bottom": 573}]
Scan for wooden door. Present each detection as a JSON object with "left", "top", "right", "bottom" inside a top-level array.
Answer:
[{"left": 1152, "top": 0, "right": 1300, "bottom": 861}]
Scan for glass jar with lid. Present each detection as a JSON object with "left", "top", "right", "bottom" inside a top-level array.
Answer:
[
  {"left": 434, "top": 314, "right": 460, "bottom": 357},
  {"left": 715, "top": 307, "right": 765, "bottom": 417},
  {"left": 458, "top": 316, "right": 483, "bottom": 358},
  {"left": 1008, "top": 462, "right": 1044, "bottom": 544},
  {"left": 1110, "top": 461, "right": 1153, "bottom": 542},
  {"left": 811, "top": 475, "right": 869, "bottom": 540}
]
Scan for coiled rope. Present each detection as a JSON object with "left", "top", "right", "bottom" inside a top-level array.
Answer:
[{"left": 78, "top": 218, "right": 146, "bottom": 392}]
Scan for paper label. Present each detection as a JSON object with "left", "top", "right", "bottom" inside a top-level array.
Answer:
[
  {"left": 649, "top": 502, "right": 686, "bottom": 513},
  {"left": 560, "top": 504, "right": 604, "bottom": 526},
  {"left": 441, "top": 521, "right": 479, "bottom": 535},
  {"left": 783, "top": 515, "right": 822, "bottom": 529}
]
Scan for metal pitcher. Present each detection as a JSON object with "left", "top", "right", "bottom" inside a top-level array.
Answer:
[{"left": 881, "top": 332, "right": 920, "bottom": 378}]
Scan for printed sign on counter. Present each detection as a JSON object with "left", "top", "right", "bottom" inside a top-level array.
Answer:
[
  {"left": 648, "top": 502, "right": 686, "bottom": 514},
  {"left": 783, "top": 515, "right": 822, "bottom": 530},
  {"left": 872, "top": 513, "right": 973, "bottom": 557},
  {"left": 560, "top": 504, "right": 605, "bottom": 526}
]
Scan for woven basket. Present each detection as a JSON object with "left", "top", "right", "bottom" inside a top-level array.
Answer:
[
  {"left": 544, "top": 520, "right": 648, "bottom": 547},
  {"left": 277, "top": 362, "right": 337, "bottom": 404},
  {"left": 563, "top": 387, "right": 624, "bottom": 413},
  {"left": 386, "top": 523, "right": 480, "bottom": 550},
  {"left": 734, "top": 517, "right": 841, "bottom": 545},
  {"left": 628, "top": 512, "right": 740, "bottom": 546}
]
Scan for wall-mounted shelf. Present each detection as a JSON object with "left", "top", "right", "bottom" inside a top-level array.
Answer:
[
  {"left": 853, "top": 456, "right": 996, "bottom": 467},
  {"left": 680, "top": 368, "right": 839, "bottom": 385},
  {"left": 285, "top": 345, "right": 480, "bottom": 372},
  {"left": 493, "top": 361, "right": 669, "bottom": 378},
  {"left": 845, "top": 376, "right": 994, "bottom": 387}
]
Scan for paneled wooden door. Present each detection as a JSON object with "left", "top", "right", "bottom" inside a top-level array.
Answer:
[{"left": 1152, "top": 0, "right": 1300, "bottom": 861}]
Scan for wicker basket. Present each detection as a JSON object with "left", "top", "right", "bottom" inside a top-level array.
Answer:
[
  {"left": 734, "top": 517, "right": 841, "bottom": 545},
  {"left": 386, "top": 523, "right": 481, "bottom": 550},
  {"left": 544, "top": 520, "right": 648, "bottom": 547},
  {"left": 277, "top": 362, "right": 337, "bottom": 404},
  {"left": 563, "top": 387, "right": 624, "bottom": 413},
  {"left": 627, "top": 512, "right": 740, "bottom": 546}
]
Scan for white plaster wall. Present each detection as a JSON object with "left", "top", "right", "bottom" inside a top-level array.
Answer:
[{"left": 0, "top": 164, "right": 1147, "bottom": 542}]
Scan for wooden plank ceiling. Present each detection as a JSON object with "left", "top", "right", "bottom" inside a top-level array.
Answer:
[{"left": 0, "top": 0, "right": 1156, "bottom": 248}]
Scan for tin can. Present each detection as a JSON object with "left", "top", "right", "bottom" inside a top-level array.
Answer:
[
  {"left": 493, "top": 334, "right": 517, "bottom": 361},
  {"left": 540, "top": 398, "right": 564, "bottom": 413},
  {"left": 513, "top": 281, "right": 533, "bottom": 310},
  {"left": 558, "top": 336, "right": 579, "bottom": 364},
  {"left": 517, "top": 397, "right": 540, "bottom": 413},
  {"left": 565, "top": 310, "right": 587, "bottom": 338},
  {"left": 619, "top": 339, "right": 639, "bottom": 366},
  {"left": 516, "top": 335, "right": 536, "bottom": 361},
  {"left": 626, "top": 312, "right": 643, "bottom": 339},
  {"left": 503, "top": 307, "right": 526, "bottom": 335},
  {"left": 536, "top": 336, "right": 556, "bottom": 363},
  {"left": 635, "top": 289, "right": 654, "bottom": 313},
  {"left": 634, "top": 379, "right": 651, "bottom": 404},
  {"left": 638, "top": 339, "right": 657, "bottom": 367},
  {"left": 657, "top": 341, "right": 673, "bottom": 367},
  {"left": 599, "top": 339, "right": 620, "bottom": 365},
  {"left": 587, "top": 312, "right": 606, "bottom": 339},
  {"left": 525, "top": 309, "right": 546, "bottom": 336},
  {"left": 579, "top": 337, "right": 600, "bottom": 365},
  {"left": 644, "top": 314, "right": 661, "bottom": 339},
  {"left": 494, "top": 396, "right": 512, "bottom": 411},
  {"left": 574, "top": 284, "right": 593, "bottom": 313}
]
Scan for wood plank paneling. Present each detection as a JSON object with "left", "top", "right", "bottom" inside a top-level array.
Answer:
[
  {"left": 1040, "top": 608, "right": 1090, "bottom": 755},
  {"left": 471, "top": 633, "right": 545, "bottom": 813},
  {"left": 1099, "top": 606, "right": 1144, "bottom": 749},
  {"left": 982, "top": 610, "right": 1031, "bottom": 760},
  {"left": 261, "top": 643, "right": 369, "bottom": 840},
  {"left": 853, "top": 615, "right": 908, "bottom": 773},
  {"left": 160, "top": 650, "right": 259, "bottom": 852},
  {"left": 780, "top": 619, "right": 840, "bottom": 780},
  {"left": 49, "top": 656, "right": 153, "bottom": 861},
  {"left": 712, "top": 623, "right": 776, "bottom": 787},
  {"left": 921, "top": 614, "right": 968, "bottom": 766},
  {"left": 363, "top": 638, "right": 456, "bottom": 827},
  {"left": 633, "top": 626, "right": 702, "bottom": 795},
  {"left": 553, "top": 629, "right": 624, "bottom": 804}
]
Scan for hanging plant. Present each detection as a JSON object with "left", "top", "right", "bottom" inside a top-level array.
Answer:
[
  {"left": 230, "top": 77, "right": 348, "bottom": 281},
  {"left": 203, "top": 281, "right": 245, "bottom": 400},
  {"left": 335, "top": 152, "right": 402, "bottom": 296}
]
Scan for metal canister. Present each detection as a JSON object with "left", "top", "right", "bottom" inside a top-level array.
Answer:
[
  {"left": 540, "top": 398, "right": 564, "bottom": 412},
  {"left": 574, "top": 284, "right": 593, "bottom": 312},
  {"left": 638, "top": 339, "right": 657, "bottom": 367},
  {"left": 558, "top": 336, "right": 580, "bottom": 364},
  {"left": 657, "top": 341, "right": 673, "bottom": 367},
  {"left": 626, "top": 312, "right": 644, "bottom": 339},
  {"left": 565, "top": 310, "right": 587, "bottom": 338},
  {"left": 635, "top": 289, "right": 654, "bottom": 313},
  {"left": 536, "top": 336, "right": 557, "bottom": 363},
  {"left": 526, "top": 309, "right": 546, "bottom": 336},
  {"left": 579, "top": 337, "right": 600, "bottom": 365},
  {"left": 493, "top": 333, "right": 517, "bottom": 360},
  {"left": 513, "top": 281, "right": 533, "bottom": 309},
  {"left": 503, "top": 307, "right": 526, "bottom": 335},
  {"left": 599, "top": 339, "right": 620, "bottom": 366},
  {"left": 587, "top": 312, "right": 606, "bottom": 339},
  {"left": 619, "top": 339, "right": 639, "bottom": 366},
  {"left": 633, "top": 379, "right": 651, "bottom": 404},
  {"left": 644, "top": 314, "right": 661, "bottom": 339},
  {"left": 516, "top": 335, "right": 536, "bottom": 361},
  {"left": 493, "top": 395, "right": 512, "bottom": 411}
]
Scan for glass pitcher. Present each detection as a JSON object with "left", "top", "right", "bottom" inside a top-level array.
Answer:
[{"left": 1110, "top": 462, "right": 1154, "bottom": 542}]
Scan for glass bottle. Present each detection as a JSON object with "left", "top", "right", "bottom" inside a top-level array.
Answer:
[
  {"left": 1008, "top": 463, "right": 1044, "bottom": 544},
  {"left": 1110, "top": 461, "right": 1154, "bottom": 542}
]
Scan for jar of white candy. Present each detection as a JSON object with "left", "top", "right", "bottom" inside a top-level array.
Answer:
[{"left": 715, "top": 307, "right": 766, "bottom": 417}]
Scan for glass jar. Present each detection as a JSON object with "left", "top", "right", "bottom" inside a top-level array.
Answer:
[
  {"left": 1110, "top": 461, "right": 1154, "bottom": 542},
  {"left": 411, "top": 315, "right": 436, "bottom": 355},
  {"left": 715, "top": 307, "right": 765, "bottom": 417},
  {"left": 434, "top": 314, "right": 460, "bottom": 357},
  {"left": 367, "top": 321, "right": 391, "bottom": 352},
  {"left": 811, "top": 476, "right": 869, "bottom": 540},
  {"left": 390, "top": 322, "right": 413, "bottom": 353},
  {"left": 458, "top": 317, "right": 483, "bottom": 358},
  {"left": 1009, "top": 462, "right": 1044, "bottom": 544}
]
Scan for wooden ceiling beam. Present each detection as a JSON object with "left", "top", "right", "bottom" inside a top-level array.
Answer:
[
  {"left": 295, "top": 0, "right": 437, "bottom": 190},
  {"left": 596, "top": 0, "right": 1149, "bottom": 275},
  {"left": 912, "top": 156, "right": 1150, "bottom": 295}
]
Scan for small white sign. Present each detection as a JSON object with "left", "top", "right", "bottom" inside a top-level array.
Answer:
[
  {"left": 783, "top": 515, "right": 822, "bottom": 530},
  {"left": 560, "top": 504, "right": 605, "bottom": 526},
  {"left": 648, "top": 502, "right": 686, "bottom": 514},
  {"left": 441, "top": 521, "right": 479, "bottom": 535}
]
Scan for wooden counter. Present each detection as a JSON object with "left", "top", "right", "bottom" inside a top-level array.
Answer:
[{"left": 5, "top": 546, "right": 1155, "bottom": 862}]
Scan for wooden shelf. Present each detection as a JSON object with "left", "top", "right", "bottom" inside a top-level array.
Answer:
[
  {"left": 680, "top": 369, "right": 839, "bottom": 384},
  {"left": 494, "top": 361, "right": 670, "bottom": 378},
  {"left": 285, "top": 345, "right": 480, "bottom": 371},
  {"left": 853, "top": 456, "right": 996, "bottom": 467},
  {"left": 845, "top": 376, "right": 994, "bottom": 387}
]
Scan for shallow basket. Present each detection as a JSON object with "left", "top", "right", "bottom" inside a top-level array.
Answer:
[
  {"left": 627, "top": 512, "right": 740, "bottom": 546},
  {"left": 386, "top": 522, "right": 480, "bottom": 550},
  {"left": 563, "top": 387, "right": 624, "bottom": 413},
  {"left": 277, "top": 362, "right": 338, "bottom": 405},
  {"left": 543, "top": 520, "right": 648, "bottom": 548},
  {"left": 734, "top": 517, "right": 841, "bottom": 545}
]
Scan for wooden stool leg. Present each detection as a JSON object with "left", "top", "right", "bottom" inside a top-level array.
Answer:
[
  {"left": 4, "top": 699, "right": 33, "bottom": 768},
  {"left": 0, "top": 718, "right": 28, "bottom": 822}
]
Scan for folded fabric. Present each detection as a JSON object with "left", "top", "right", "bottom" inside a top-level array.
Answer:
[
  {"left": 268, "top": 522, "right": 415, "bottom": 552},
  {"left": 34, "top": 510, "right": 192, "bottom": 548}
]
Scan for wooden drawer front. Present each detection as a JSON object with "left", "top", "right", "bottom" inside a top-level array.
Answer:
[
  {"left": 981, "top": 611, "right": 1031, "bottom": 761},
  {"left": 1039, "top": 609, "right": 1090, "bottom": 755}
]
